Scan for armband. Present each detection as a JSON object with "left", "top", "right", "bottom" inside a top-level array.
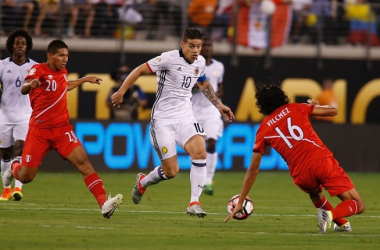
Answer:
[{"left": 197, "top": 74, "right": 206, "bottom": 83}]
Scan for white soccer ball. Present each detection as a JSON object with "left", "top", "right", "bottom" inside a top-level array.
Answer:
[
  {"left": 227, "top": 194, "right": 254, "bottom": 220},
  {"left": 261, "top": 0, "right": 276, "bottom": 15}
]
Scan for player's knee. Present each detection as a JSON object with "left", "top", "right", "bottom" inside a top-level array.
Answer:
[
  {"left": 357, "top": 201, "right": 366, "bottom": 214},
  {"left": 18, "top": 174, "right": 35, "bottom": 184},
  {"left": 163, "top": 168, "right": 178, "bottom": 179}
]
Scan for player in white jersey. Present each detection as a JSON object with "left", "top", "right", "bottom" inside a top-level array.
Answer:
[
  {"left": 0, "top": 29, "right": 37, "bottom": 201},
  {"left": 111, "top": 28, "right": 234, "bottom": 217},
  {"left": 191, "top": 37, "right": 224, "bottom": 195}
]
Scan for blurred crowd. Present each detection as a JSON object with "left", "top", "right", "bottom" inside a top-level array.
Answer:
[{"left": 1, "top": 0, "right": 380, "bottom": 46}]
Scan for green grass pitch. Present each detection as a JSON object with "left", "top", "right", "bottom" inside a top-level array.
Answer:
[{"left": 0, "top": 171, "right": 379, "bottom": 250}]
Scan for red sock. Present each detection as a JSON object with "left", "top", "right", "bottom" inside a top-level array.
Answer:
[
  {"left": 313, "top": 196, "right": 348, "bottom": 226},
  {"left": 12, "top": 162, "right": 22, "bottom": 180},
  {"left": 331, "top": 200, "right": 359, "bottom": 220},
  {"left": 84, "top": 172, "right": 107, "bottom": 207}
]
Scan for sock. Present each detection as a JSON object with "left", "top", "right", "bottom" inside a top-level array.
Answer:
[
  {"left": 205, "top": 152, "right": 217, "bottom": 185},
  {"left": 12, "top": 162, "right": 22, "bottom": 181},
  {"left": 84, "top": 172, "right": 106, "bottom": 207},
  {"left": 141, "top": 166, "right": 168, "bottom": 188},
  {"left": 313, "top": 196, "right": 348, "bottom": 226},
  {"left": 190, "top": 159, "right": 206, "bottom": 203},
  {"left": 331, "top": 200, "right": 359, "bottom": 220},
  {"left": 1, "top": 159, "right": 11, "bottom": 188},
  {"left": 14, "top": 180, "right": 23, "bottom": 190}
]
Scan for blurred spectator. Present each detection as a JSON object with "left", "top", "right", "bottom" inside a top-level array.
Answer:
[
  {"left": 212, "top": 0, "right": 234, "bottom": 40},
  {"left": 187, "top": 0, "right": 218, "bottom": 34},
  {"left": 92, "top": 0, "right": 121, "bottom": 37},
  {"left": 107, "top": 65, "right": 148, "bottom": 121},
  {"left": 271, "top": 0, "right": 293, "bottom": 47},
  {"left": 345, "top": 0, "right": 379, "bottom": 46},
  {"left": 1, "top": 0, "right": 18, "bottom": 33},
  {"left": 290, "top": 0, "right": 312, "bottom": 43},
  {"left": 73, "top": 0, "right": 96, "bottom": 37},
  {"left": 313, "top": 77, "right": 338, "bottom": 122}
]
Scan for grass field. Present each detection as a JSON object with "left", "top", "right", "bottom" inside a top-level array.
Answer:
[{"left": 0, "top": 171, "right": 379, "bottom": 250}]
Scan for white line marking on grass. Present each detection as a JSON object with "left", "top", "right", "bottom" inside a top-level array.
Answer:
[{"left": 41, "top": 224, "right": 113, "bottom": 230}]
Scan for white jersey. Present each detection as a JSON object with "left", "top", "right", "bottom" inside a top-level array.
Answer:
[
  {"left": 146, "top": 49, "right": 206, "bottom": 120},
  {"left": 0, "top": 57, "right": 37, "bottom": 124},
  {"left": 191, "top": 58, "right": 224, "bottom": 120}
]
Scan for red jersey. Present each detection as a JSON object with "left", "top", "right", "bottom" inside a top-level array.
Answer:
[
  {"left": 25, "top": 63, "right": 70, "bottom": 128},
  {"left": 253, "top": 103, "right": 333, "bottom": 178}
]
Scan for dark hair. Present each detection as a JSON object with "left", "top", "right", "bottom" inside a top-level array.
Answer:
[
  {"left": 202, "top": 36, "right": 212, "bottom": 44},
  {"left": 47, "top": 40, "right": 68, "bottom": 54},
  {"left": 182, "top": 28, "right": 202, "bottom": 42},
  {"left": 6, "top": 29, "right": 33, "bottom": 55},
  {"left": 255, "top": 84, "right": 290, "bottom": 115}
]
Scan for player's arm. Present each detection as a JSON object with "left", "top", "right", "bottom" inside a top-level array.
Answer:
[
  {"left": 111, "top": 63, "right": 152, "bottom": 108},
  {"left": 21, "top": 79, "right": 41, "bottom": 95},
  {"left": 307, "top": 99, "right": 337, "bottom": 117},
  {"left": 197, "top": 78, "right": 235, "bottom": 122},
  {"left": 224, "top": 152, "right": 262, "bottom": 222},
  {"left": 67, "top": 76, "right": 102, "bottom": 91}
]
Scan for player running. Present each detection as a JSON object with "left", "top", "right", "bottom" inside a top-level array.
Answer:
[
  {"left": 191, "top": 37, "right": 225, "bottom": 195},
  {"left": 111, "top": 28, "right": 234, "bottom": 218},
  {"left": 2, "top": 40, "right": 123, "bottom": 218},
  {"left": 225, "top": 84, "right": 365, "bottom": 233},
  {"left": 0, "top": 29, "right": 37, "bottom": 201}
]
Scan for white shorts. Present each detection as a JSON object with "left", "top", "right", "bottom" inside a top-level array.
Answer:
[
  {"left": 150, "top": 117, "right": 206, "bottom": 160},
  {"left": 0, "top": 122, "right": 29, "bottom": 148},
  {"left": 197, "top": 116, "right": 223, "bottom": 140}
]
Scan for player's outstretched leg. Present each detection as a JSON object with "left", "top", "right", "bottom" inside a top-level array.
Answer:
[
  {"left": 186, "top": 201, "right": 207, "bottom": 218},
  {"left": 132, "top": 173, "right": 146, "bottom": 204},
  {"left": 101, "top": 193, "right": 123, "bottom": 219}
]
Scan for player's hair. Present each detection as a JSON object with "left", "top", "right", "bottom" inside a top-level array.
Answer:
[
  {"left": 47, "top": 40, "right": 68, "bottom": 54},
  {"left": 202, "top": 36, "right": 212, "bottom": 44},
  {"left": 182, "top": 28, "right": 202, "bottom": 42},
  {"left": 6, "top": 29, "right": 33, "bottom": 55},
  {"left": 255, "top": 84, "right": 290, "bottom": 115}
]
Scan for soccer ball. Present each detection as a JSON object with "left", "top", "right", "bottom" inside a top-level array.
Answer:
[{"left": 227, "top": 194, "right": 254, "bottom": 220}]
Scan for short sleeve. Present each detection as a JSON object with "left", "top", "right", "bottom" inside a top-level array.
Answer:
[
  {"left": 146, "top": 52, "right": 172, "bottom": 73},
  {"left": 253, "top": 126, "right": 266, "bottom": 154},
  {"left": 297, "top": 103, "right": 314, "bottom": 116},
  {"left": 218, "top": 63, "right": 225, "bottom": 84},
  {"left": 25, "top": 64, "right": 42, "bottom": 80}
]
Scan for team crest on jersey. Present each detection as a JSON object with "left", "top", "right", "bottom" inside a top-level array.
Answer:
[
  {"left": 26, "top": 155, "right": 32, "bottom": 162},
  {"left": 63, "top": 74, "right": 68, "bottom": 82},
  {"left": 28, "top": 68, "right": 36, "bottom": 75},
  {"left": 194, "top": 67, "right": 199, "bottom": 76},
  {"left": 48, "top": 75, "right": 53, "bottom": 79},
  {"left": 162, "top": 147, "right": 168, "bottom": 154},
  {"left": 154, "top": 56, "right": 162, "bottom": 64}
]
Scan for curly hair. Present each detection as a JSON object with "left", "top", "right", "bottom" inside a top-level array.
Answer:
[
  {"left": 6, "top": 29, "right": 33, "bottom": 55},
  {"left": 182, "top": 28, "right": 202, "bottom": 42},
  {"left": 255, "top": 84, "right": 290, "bottom": 115}
]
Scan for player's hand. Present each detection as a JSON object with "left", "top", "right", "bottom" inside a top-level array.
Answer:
[
  {"left": 110, "top": 91, "right": 124, "bottom": 108},
  {"left": 224, "top": 204, "right": 243, "bottom": 222},
  {"left": 220, "top": 105, "right": 235, "bottom": 122},
  {"left": 86, "top": 76, "right": 102, "bottom": 85},
  {"left": 307, "top": 99, "right": 319, "bottom": 106},
  {"left": 29, "top": 79, "right": 41, "bottom": 89}
]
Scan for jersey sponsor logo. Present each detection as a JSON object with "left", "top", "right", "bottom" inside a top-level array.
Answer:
[
  {"left": 28, "top": 68, "right": 36, "bottom": 75},
  {"left": 6, "top": 70, "right": 11, "bottom": 73},
  {"left": 194, "top": 67, "right": 199, "bottom": 76},
  {"left": 48, "top": 75, "right": 53, "bottom": 79},
  {"left": 177, "top": 67, "right": 182, "bottom": 71},
  {"left": 26, "top": 155, "right": 32, "bottom": 162}
]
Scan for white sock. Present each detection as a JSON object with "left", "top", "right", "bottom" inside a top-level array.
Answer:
[
  {"left": 205, "top": 152, "right": 217, "bottom": 185},
  {"left": 14, "top": 179, "right": 23, "bottom": 190},
  {"left": 190, "top": 159, "right": 206, "bottom": 203},
  {"left": 1, "top": 159, "right": 12, "bottom": 188},
  {"left": 141, "top": 166, "right": 168, "bottom": 188}
]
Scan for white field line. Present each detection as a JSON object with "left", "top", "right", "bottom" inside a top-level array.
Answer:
[{"left": 1, "top": 205, "right": 380, "bottom": 219}]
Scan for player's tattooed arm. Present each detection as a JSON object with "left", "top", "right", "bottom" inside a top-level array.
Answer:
[{"left": 197, "top": 80, "right": 220, "bottom": 106}]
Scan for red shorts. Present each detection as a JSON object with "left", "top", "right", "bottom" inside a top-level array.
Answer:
[
  {"left": 293, "top": 157, "right": 355, "bottom": 197},
  {"left": 22, "top": 124, "right": 82, "bottom": 167}
]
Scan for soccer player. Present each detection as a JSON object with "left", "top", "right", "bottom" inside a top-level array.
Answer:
[
  {"left": 111, "top": 28, "right": 234, "bottom": 218},
  {"left": 0, "top": 29, "right": 37, "bottom": 201},
  {"left": 224, "top": 84, "right": 365, "bottom": 233},
  {"left": 2, "top": 40, "right": 123, "bottom": 219},
  {"left": 191, "top": 37, "right": 224, "bottom": 195}
]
